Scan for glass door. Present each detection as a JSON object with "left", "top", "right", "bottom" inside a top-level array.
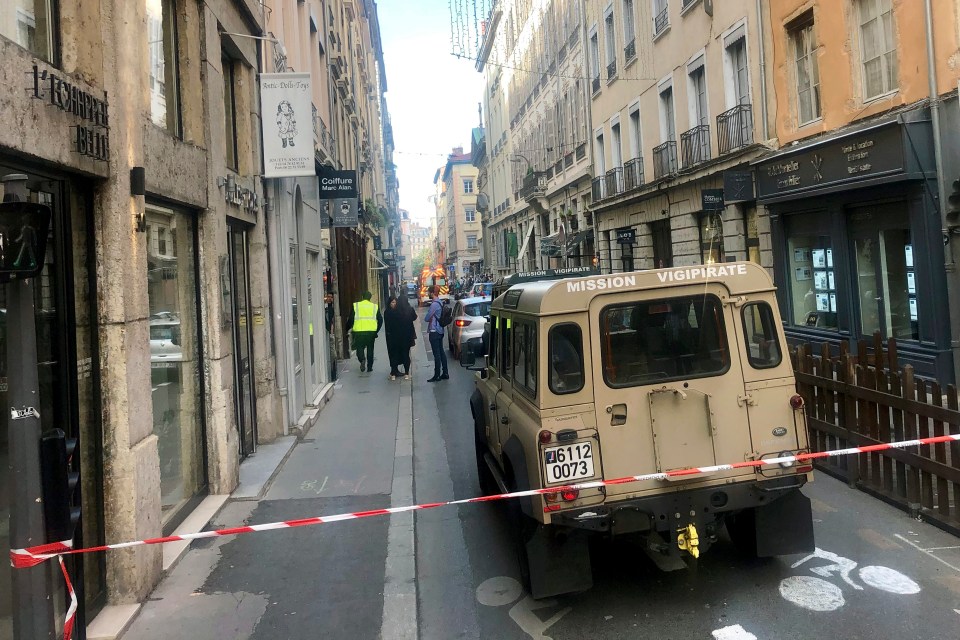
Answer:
[
  {"left": 229, "top": 226, "right": 256, "bottom": 457},
  {"left": 852, "top": 226, "right": 917, "bottom": 341}
]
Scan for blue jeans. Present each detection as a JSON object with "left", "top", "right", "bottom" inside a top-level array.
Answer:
[{"left": 429, "top": 332, "right": 448, "bottom": 378}]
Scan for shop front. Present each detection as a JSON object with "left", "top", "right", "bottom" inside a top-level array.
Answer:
[{"left": 757, "top": 112, "right": 953, "bottom": 382}]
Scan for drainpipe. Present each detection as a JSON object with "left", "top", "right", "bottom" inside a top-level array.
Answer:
[
  {"left": 265, "top": 192, "right": 291, "bottom": 433},
  {"left": 580, "top": 0, "right": 597, "bottom": 269},
  {"left": 924, "top": 0, "right": 960, "bottom": 383},
  {"left": 755, "top": 0, "right": 770, "bottom": 141}
]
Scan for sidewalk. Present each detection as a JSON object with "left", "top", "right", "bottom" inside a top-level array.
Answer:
[{"left": 118, "top": 332, "right": 417, "bottom": 640}]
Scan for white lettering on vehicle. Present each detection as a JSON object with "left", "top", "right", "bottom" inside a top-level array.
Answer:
[
  {"left": 566, "top": 275, "right": 636, "bottom": 293},
  {"left": 657, "top": 263, "right": 748, "bottom": 283}
]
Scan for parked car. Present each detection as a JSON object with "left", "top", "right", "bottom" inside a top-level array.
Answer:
[
  {"left": 149, "top": 313, "right": 183, "bottom": 364},
  {"left": 471, "top": 282, "right": 493, "bottom": 299},
  {"left": 447, "top": 296, "right": 491, "bottom": 357}
]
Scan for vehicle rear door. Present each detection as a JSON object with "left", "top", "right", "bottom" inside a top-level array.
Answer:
[{"left": 589, "top": 285, "right": 753, "bottom": 499}]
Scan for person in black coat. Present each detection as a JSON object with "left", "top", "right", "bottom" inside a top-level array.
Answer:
[{"left": 384, "top": 295, "right": 418, "bottom": 380}]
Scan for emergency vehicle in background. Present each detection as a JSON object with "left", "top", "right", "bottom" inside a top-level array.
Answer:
[
  {"left": 418, "top": 265, "right": 450, "bottom": 306},
  {"left": 462, "top": 264, "right": 815, "bottom": 599}
]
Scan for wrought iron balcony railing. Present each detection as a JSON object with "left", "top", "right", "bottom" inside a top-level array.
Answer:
[
  {"left": 623, "top": 157, "right": 644, "bottom": 191},
  {"left": 519, "top": 171, "right": 548, "bottom": 201},
  {"left": 591, "top": 175, "right": 605, "bottom": 202},
  {"left": 592, "top": 76, "right": 601, "bottom": 94},
  {"left": 607, "top": 60, "right": 617, "bottom": 80},
  {"left": 604, "top": 168, "right": 623, "bottom": 198},
  {"left": 624, "top": 39, "right": 636, "bottom": 61},
  {"left": 717, "top": 103, "right": 754, "bottom": 155},
  {"left": 680, "top": 124, "right": 711, "bottom": 169},
  {"left": 654, "top": 7, "right": 669, "bottom": 36},
  {"left": 653, "top": 140, "right": 678, "bottom": 179}
]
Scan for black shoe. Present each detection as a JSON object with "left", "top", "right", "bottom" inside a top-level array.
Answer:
[
  {"left": 440, "top": 374, "right": 449, "bottom": 380},
  {"left": 360, "top": 362, "right": 366, "bottom": 372},
  {"left": 427, "top": 376, "right": 440, "bottom": 382}
]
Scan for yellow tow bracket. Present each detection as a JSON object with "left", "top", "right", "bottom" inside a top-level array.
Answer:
[{"left": 677, "top": 524, "right": 700, "bottom": 559}]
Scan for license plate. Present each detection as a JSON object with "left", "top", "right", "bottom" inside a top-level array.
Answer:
[{"left": 543, "top": 442, "right": 595, "bottom": 484}]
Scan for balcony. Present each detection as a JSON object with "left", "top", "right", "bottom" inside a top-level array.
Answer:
[
  {"left": 519, "top": 171, "right": 548, "bottom": 202},
  {"left": 654, "top": 7, "right": 669, "bottom": 36},
  {"left": 592, "top": 76, "right": 601, "bottom": 94},
  {"left": 717, "top": 103, "right": 754, "bottom": 155},
  {"left": 606, "top": 60, "right": 617, "bottom": 80},
  {"left": 623, "top": 157, "right": 644, "bottom": 191},
  {"left": 564, "top": 152, "right": 574, "bottom": 168},
  {"left": 591, "top": 175, "right": 606, "bottom": 202},
  {"left": 624, "top": 39, "right": 636, "bottom": 62},
  {"left": 576, "top": 143, "right": 587, "bottom": 160},
  {"left": 653, "top": 141, "right": 678, "bottom": 179},
  {"left": 680, "top": 124, "right": 711, "bottom": 169},
  {"left": 313, "top": 104, "right": 335, "bottom": 161},
  {"left": 604, "top": 168, "right": 623, "bottom": 198}
]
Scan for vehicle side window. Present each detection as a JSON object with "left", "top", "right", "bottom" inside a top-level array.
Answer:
[
  {"left": 512, "top": 320, "right": 537, "bottom": 397},
  {"left": 501, "top": 317, "right": 512, "bottom": 380},
  {"left": 488, "top": 314, "right": 498, "bottom": 369},
  {"left": 742, "top": 302, "right": 783, "bottom": 368},
  {"left": 599, "top": 295, "right": 730, "bottom": 387},
  {"left": 549, "top": 324, "right": 584, "bottom": 394}
]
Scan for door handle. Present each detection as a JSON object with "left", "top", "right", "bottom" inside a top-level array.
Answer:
[
  {"left": 606, "top": 403, "right": 627, "bottom": 426},
  {"left": 500, "top": 415, "right": 509, "bottom": 425}
]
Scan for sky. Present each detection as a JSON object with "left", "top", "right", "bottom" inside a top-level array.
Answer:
[{"left": 377, "top": 1, "right": 486, "bottom": 226}]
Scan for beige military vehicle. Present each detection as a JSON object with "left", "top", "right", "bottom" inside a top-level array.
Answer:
[{"left": 463, "top": 263, "right": 815, "bottom": 599}]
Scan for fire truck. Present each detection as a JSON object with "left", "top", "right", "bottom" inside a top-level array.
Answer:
[{"left": 418, "top": 265, "right": 450, "bottom": 306}]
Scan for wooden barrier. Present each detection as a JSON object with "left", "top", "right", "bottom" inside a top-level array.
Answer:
[{"left": 790, "top": 333, "right": 960, "bottom": 536}]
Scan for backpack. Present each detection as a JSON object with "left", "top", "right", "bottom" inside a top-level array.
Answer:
[{"left": 438, "top": 302, "right": 454, "bottom": 328}]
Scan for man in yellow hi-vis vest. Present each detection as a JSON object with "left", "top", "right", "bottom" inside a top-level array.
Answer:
[{"left": 346, "top": 291, "right": 383, "bottom": 373}]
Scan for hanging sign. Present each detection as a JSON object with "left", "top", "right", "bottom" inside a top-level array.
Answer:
[
  {"left": 317, "top": 168, "right": 357, "bottom": 199},
  {"left": 616, "top": 228, "right": 636, "bottom": 245},
  {"left": 260, "top": 72, "right": 314, "bottom": 178},
  {"left": 332, "top": 198, "right": 358, "bottom": 227},
  {"left": 702, "top": 189, "right": 725, "bottom": 211}
]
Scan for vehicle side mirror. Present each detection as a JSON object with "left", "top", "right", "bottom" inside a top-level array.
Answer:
[{"left": 460, "top": 337, "right": 487, "bottom": 371}]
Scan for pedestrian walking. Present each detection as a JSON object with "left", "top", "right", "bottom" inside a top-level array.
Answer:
[
  {"left": 384, "top": 295, "right": 417, "bottom": 380},
  {"left": 425, "top": 287, "right": 449, "bottom": 382},
  {"left": 346, "top": 291, "right": 382, "bottom": 373}
]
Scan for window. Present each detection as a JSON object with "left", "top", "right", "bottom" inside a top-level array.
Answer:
[
  {"left": 688, "top": 61, "right": 708, "bottom": 126},
  {"left": 790, "top": 12, "right": 821, "bottom": 124},
  {"left": 659, "top": 85, "right": 676, "bottom": 142},
  {"left": 724, "top": 30, "right": 750, "bottom": 106},
  {"left": 853, "top": 225, "right": 917, "bottom": 341},
  {"left": 467, "top": 235, "right": 478, "bottom": 250},
  {"left": 742, "top": 303, "right": 783, "bottom": 368},
  {"left": 549, "top": 324, "right": 584, "bottom": 394},
  {"left": 488, "top": 315, "right": 499, "bottom": 369},
  {"left": 589, "top": 31, "right": 601, "bottom": 90},
  {"left": 513, "top": 320, "right": 537, "bottom": 397},
  {"left": 629, "top": 107, "right": 642, "bottom": 158},
  {"left": 786, "top": 232, "right": 838, "bottom": 330},
  {"left": 465, "top": 208, "right": 476, "bottom": 223},
  {"left": 463, "top": 179, "right": 475, "bottom": 193},
  {"left": 623, "top": 0, "right": 636, "bottom": 59},
  {"left": 652, "top": 0, "right": 669, "bottom": 36},
  {"left": 600, "top": 295, "right": 730, "bottom": 387},
  {"left": 4, "top": 1, "right": 54, "bottom": 61},
  {"left": 465, "top": 301, "right": 491, "bottom": 317},
  {"left": 595, "top": 132, "right": 606, "bottom": 173},
  {"left": 148, "top": 0, "right": 181, "bottom": 136},
  {"left": 222, "top": 54, "right": 238, "bottom": 170},
  {"left": 745, "top": 207, "right": 761, "bottom": 264},
  {"left": 501, "top": 316, "right": 512, "bottom": 380},
  {"left": 858, "top": 0, "right": 897, "bottom": 99},
  {"left": 611, "top": 122, "right": 622, "bottom": 168},
  {"left": 700, "top": 212, "right": 724, "bottom": 264},
  {"left": 604, "top": 8, "right": 617, "bottom": 79}
]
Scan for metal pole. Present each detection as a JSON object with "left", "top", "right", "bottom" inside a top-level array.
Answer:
[{"left": 3, "top": 173, "right": 56, "bottom": 639}]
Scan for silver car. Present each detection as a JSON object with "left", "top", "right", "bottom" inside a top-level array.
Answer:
[{"left": 447, "top": 296, "right": 491, "bottom": 357}]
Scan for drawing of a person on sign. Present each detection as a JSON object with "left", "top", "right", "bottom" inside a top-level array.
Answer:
[{"left": 276, "top": 100, "right": 297, "bottom": 148}]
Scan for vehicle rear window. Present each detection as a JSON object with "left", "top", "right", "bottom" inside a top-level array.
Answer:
[
  {"left": 465, "top": 302, "right": 491, "bottom": 317},
  {"left": 742, "top": 303, "right": 783, "bottom": 369},
  {"left": 549, "top": 324, "right": 584, "bottom": 395},
  {"left": 600, "top": 295, "right": 730, "bottom": 387},
  {"left": 512, "top": 319, "right": 537, "bottom": 397}
]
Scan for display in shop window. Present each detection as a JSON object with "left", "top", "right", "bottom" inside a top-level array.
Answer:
[
  {"left": 828, "top": 271, "right": 836, "bottom": 291},
  {"left": 814, "top": 270, "right": 828, "bottom": 291},
  {"left": 907, "top": 272, "right": 916, "bottom": 295},
  {"left": 793, "top": 247, "right": 811, "bottom": 263},
  {"left": 812, "top": 249, "right": 827, "bottom": 269},
  {"left": 909, "top": 298, "right": 918, "bottom": 321},
  {"left": 795, "top": 266, "right": 812, "bottom": 281},
  {"left": 905, "top": 244, "right": 913, "bottom": 267},
  {"left": 830, "top": 294, "right": 837, "bottom": 313},
  {"left": 826, "top": 248, "right": 833, "bottom": 268},
  {"left": 816, "top": 293, "right": 830, "bottom": 312}
]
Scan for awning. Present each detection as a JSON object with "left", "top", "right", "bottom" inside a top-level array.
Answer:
[
  {"left": 516, "top": 223, "right": 536, "bottom": 263},
  {"left": 565, "top": 230, "right": 588, "bottom": 249},
  {"left": 369, "top": 252, "right": 391, "bottom": 270}
]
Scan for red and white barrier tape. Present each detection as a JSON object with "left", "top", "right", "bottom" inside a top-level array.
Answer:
[{"left": 11, "top": 432, "right": 960, "bottom": 639}]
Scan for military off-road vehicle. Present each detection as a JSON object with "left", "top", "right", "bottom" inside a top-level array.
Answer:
[{"left": 463, "top": 263, "right": 815, "bottom": 599}]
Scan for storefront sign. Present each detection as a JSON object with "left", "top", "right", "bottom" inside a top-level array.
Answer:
[
  {"left": 317, "top": 168, "right": 358, "bottom": 199},
  {"left": 30, "top": 65, "right": 110, "bottom": 161},
  {"left": 260, "top": 72, "right": 314, "bottom": 178},
  {"left": 756, "top": 124, "right": 904, "bottom": 199},
  {"left": 332, "top": 198, "right": 358, "bottom": 227},
  {"left": 701, "top": 189, "right": 725, "bottom": 211},
  {"left": 724, "top": 171, "right": 754, "bottom": 202},
  {"left": 616, "top": 228, "right": 636, "bottom": 245}
]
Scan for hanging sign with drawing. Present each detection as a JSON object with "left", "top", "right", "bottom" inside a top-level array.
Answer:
[{"left": 259, "top": 72, "right": 314, "bottom": 178}]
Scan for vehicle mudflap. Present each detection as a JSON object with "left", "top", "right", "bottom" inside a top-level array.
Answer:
[
  {"left": 753, "top": 489, "right": 815, "bottom": 557},
  {"left": 526, "top": 526, "right": 593, "bottom": 600}
]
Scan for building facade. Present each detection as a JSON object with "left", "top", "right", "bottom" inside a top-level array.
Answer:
[
  {"left": 758, "top": 0, "right": 960, "bottom": 382},
  {"left": 437, "top": 147, "right": 482, "bottom": 279}
]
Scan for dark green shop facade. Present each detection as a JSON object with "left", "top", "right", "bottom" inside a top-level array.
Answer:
[{"left": 756, "top": 109, "right": 954, "bottom": 383}]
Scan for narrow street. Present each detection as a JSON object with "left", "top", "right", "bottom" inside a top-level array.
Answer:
[{"left": 120, "top": 319, "right": 960, "bottom": 640}]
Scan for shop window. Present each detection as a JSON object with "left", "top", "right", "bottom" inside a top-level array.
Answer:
[
  {"left": 854, "top": 229, "right": 918, "bottom": 341},
  {"left": 700, "top": 211, "right": 724, "bottom": 264},
  {"left": 3, "top": 1, "right": 55, "bottom": 62},
  {"left": 742, "top": 303, "right": 783, "bottom": 369},
  {"left": 148, "top": 0, "right": 181, "bottom": 137},
  {"left": 145, "top": 204, "right": 205, "bottom": 522},
  {"left": 512, "top": 320, "right": 537, "bottom": 397},
  {"left": 222, "top": 53, "right": 239, "bottom": 171},
  {"left": 600, "top": 295, "right": 730, "bottom": 387},
  {"left": 549, "top": 324, "right": 584, "bottom": 394},
  {"left": 787, "top": 234, "right": 838, "bottom": 330}
]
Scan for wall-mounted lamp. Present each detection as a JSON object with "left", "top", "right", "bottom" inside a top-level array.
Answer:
[{"left": 131, "top": 166, "right": 147, "bottom": 232}]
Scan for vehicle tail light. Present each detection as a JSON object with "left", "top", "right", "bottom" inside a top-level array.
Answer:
[
  {"left": 796, "top": 464, "right": 814, "bottom": 474},
  {"left": 778, "top": 451, "right": 796, "bottom": 468},
  {"left": 544, "top": 492, "right": 560, "bottom": 503},
  {"left": 455, "top": 319, "right": 472, "bottom": 327},
  {"left": 561, "top": 488, "right": 579, "bottom": 502},
  {"left": 538, "top": 430, "right": 553, "bottom": 444},
  {"left": 790, "top": 394, "right": 805, "bottom": 410}
]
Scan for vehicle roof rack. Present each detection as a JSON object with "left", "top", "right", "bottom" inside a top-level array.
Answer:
[{"left": 492, "top": 266, "right": 599, "bottom": 299}]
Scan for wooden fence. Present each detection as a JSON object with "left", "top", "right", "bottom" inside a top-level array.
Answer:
[{"left": 790, "top": 333, "right": 960, "bottom": 537}]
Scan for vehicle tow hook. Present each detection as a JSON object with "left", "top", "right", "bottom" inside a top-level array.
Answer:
[{"left": 677, "top": 524, "right": 700, "bottom": 559}]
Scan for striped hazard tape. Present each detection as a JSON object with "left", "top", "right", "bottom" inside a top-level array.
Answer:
[{"left": 11, "top": 431, "right": 960, "bottom": 639}]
